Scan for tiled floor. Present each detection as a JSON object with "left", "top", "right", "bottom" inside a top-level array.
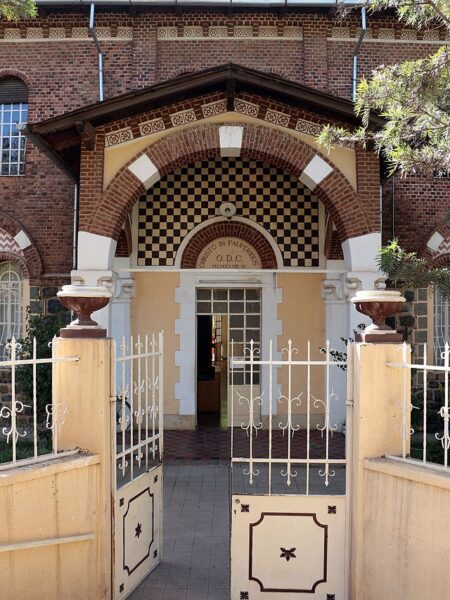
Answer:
[{"left": 128, "top": 462, "right": 230, "bottom": 600}]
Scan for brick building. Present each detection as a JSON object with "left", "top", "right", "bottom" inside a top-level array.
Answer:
[{"left": 0, "top": 1, "right": 449, "bottom": 428}]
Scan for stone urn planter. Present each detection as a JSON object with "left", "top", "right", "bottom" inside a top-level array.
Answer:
[
  {"left": 351, "top": 290, "right": 406, "bottom": 343},
  {"left": 57, "top": 285, "right": 112, "bottom": 338}
]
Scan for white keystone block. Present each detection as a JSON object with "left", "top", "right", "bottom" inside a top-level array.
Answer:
[
  {"left": 299, "top": 155, "right": 333, "bottom": 190},
  {"left": 219, "top": 125, "right": 243, "bottom": 157},
  {"left": 427, "top": 232, "right": 444, "bottom": 252},
  {"left": 128, "top": 155, "right": 160, "bottom": 189},
  {"left": 13, "top": 230, "right": 31, "bottom": 250}
]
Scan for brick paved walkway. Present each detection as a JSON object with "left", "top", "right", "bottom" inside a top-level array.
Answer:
[{"left": 164, "top": 427, "right": 345, "bottom": 461}]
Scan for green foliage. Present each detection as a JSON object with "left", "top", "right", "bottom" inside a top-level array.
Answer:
[
  {"left": 15, "top": 310, "right": 69, "bottom": 423},
  {"left": 0, "top": 0, "right": 37, "bottom": 21},
  {"left": 320, "top": 324, "right": 366, "bottom": 371},
  {"left": 319, "top": 1, "right": 450, "bottom": 175},
  {"left": 0, "top": 438, "right": 51, "bottom": 463},
  {"left": 378, "top": 239, "right": 450, "bottom": 299}
]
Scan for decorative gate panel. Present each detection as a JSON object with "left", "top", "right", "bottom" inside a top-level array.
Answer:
[
  {"left": 231, "top": 495, "right": 346, "bottom": 599},
  {"left": 114, "top": 465, "right": 162, "bottom": 599},
  {"left": 112, "top": 333, "right": 164, "bottom": 599},
  {"left": 230, "top": 339, "right": 349, "bottom": 599}
]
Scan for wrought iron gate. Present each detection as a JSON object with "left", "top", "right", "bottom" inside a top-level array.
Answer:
[
  {"left": 112, "top": 333, "right": 164, "bottom": 599},
  {"left": 230, "top": 339, "right": 350, "bottom": 599}
]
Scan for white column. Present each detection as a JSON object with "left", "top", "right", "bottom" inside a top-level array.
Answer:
[
  {"left": 322, "top": 272, "right": 348, "bottom": 430},
  {"left": 342, "top": 233, "right": 386, "bottom": 339},
  {"left": 72, "top": 231, "right": 117, "bottom": 333},
  {"left": 111, "top": 258, "right": 134, "bottom": 345}
]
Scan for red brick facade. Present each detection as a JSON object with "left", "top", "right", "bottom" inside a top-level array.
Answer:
[{"left": 0, "top": 6, "right": 448, "bottom": 285}]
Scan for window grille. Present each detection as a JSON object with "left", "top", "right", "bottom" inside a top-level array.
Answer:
[
  {"left": 0, "top": 262, "right": 23, "bottom": 359},
  {"left": 0, "top": 77, "right": 28, "bottom": 176},
  {"left": 433, "top": 288, "right": 450, "bottom": 364}
]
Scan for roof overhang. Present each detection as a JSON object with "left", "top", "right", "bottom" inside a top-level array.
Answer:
[{"left": 27, "top": 63, "right": 383, "bottom": 181}]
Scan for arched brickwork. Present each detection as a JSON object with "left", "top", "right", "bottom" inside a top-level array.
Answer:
[
  {"left": 0, "top": 252, "right": 30, "bottom": 278},
  {"left": 0, "top": 212, "right": 42, "bottom": 280},
  {"left": 87, "top": 122, "right": 373, "bottom": 245},
  {"left": 180, "top": 221, "right": 278, "bottom": 269}
]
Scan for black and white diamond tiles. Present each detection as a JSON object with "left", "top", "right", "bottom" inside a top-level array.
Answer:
[{"left": 137, "top": 158, "right": 320, "bottom": 267}]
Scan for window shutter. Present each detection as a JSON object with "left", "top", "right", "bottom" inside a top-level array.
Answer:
[{"left": 0, "top": 77, "right": 28, "bottom": 103}]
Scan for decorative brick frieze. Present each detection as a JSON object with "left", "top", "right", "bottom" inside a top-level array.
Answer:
[
  {"left": 4, "top": 29, "right": 21, "bottom": 39},
  {"left": 155, "top": 24, "right": 303, "bottom": 41},
  {"left": 208, "top": 26, "right": 228, "bottom": 38},
  {"left": 71, "top": 27, "right": 89, "bottom": 39},
  {"left": 295, "top": 118, "right": 322, "bottom": 137},
  {"left": 26, "top": 28, "right": 43, "bottom": 39},
  {"left": 264, "top": 109, "right": 290, "bottom": 128},
  {"left": 138, "top": 118, "right": 166, "bottom": 137},
  {"left": 105, "top": 127, "right": 134, "bottom": 148},
  {"left": 234, "top": 99, "right": 260, "bottom": 118},
  {"left": 157, "top": 27, "right": 178, "bottom": 40},
  {"left": 169, "top": 108, "right": 197, "bottom": 127},
  {"left": 201, "top": 100, "right": 227, "bottom": 118}
]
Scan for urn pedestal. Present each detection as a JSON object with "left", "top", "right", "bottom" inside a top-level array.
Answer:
[
  {"left": 57, "top": 285, "right": 112, "bottom": 338},
  {"left": 351, "top": 290, "right": 406, "bottom": 343}
]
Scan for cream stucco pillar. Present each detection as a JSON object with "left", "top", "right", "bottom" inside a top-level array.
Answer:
[
  {"left": 53, "top": 336, "right": 113, "bottom": 600},
  {"left": 348, "top": 342, "right": 410, "bottom": 600}
]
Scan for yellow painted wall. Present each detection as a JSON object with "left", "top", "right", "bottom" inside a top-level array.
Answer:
[
  {"left": 0, "top": 454, "right": 102, "bottom": 600},
  {"left": 277, "top": 273, "right": 325, "bottom": 424},
  {"left": 361, "top": 458, "right": 450, "bottom": 600},
  {"left": 131, "top": 272, "right": 180, "bottom": 417}
]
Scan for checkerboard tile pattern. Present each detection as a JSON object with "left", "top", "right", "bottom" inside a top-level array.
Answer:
[{"left": 137, "top": 158, "right": 320, "bottom": 267}]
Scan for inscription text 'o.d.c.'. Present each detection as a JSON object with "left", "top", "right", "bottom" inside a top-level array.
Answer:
[{"left": 196, "top": 237, "right": 262, "bottom": 269}]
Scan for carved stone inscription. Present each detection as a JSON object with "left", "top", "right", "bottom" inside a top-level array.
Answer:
[{"left": 196, "top": 237, "right": 262, "bottom": 269}]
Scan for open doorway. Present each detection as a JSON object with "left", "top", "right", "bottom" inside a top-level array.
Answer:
[
  {"left": 196, "top": 313, "right": 228, "bottom": 428},
  {"left": 196, "top": 288, "right": 262, "bottom": 430}
]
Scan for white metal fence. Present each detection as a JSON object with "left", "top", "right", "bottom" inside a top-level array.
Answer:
[
  {"left": 230, "top": 338, "right": 348, "bottom": 495},
  {"left": 388, "top": 342, "right": 450, "bottom": 469},
  {"left": 0, "top": 337, "right": 79, "bottom": 470},
  {"left": 113, "top": 333, "right": 163, "bottom": 490}
]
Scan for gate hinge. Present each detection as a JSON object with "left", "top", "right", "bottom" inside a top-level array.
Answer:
[{"left": 110, "top": 396, "right": 118, "bottom": 403}]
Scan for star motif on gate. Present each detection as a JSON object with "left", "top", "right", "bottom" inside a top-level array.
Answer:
[
  {"left": 280, "top": 547, "right": 296, "bottom": 561},
  {"left": 135, "top": 522, "right": 142, "bottom": 538}
]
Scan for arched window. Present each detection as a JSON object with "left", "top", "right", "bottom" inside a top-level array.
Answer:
[
  {"left": 0, "top": 262, "right": 23, "bottom": 357},
  {"left": 0, "top": 77, "right": 28, "bottom": 176}
]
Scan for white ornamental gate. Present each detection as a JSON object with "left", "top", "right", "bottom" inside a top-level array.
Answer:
[
  {"left": 112, "top": 333, "right": 164, "bottom": 599},
  {"left": 230, "top": 339, "right": 350, "bottom": 600}
]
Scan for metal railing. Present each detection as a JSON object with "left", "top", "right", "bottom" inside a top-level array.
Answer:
[
  {"left": 0, "top": 337, "right": 79, "bottom": 470},
  {"left": 388, "top": 343, "right": 450, "bottom": 469},
  {"left": 230, "top": 339, "right": 348, "bottom": 495},
  {"left": 113, "top": 333, "right": 163, "bottom": 489}
]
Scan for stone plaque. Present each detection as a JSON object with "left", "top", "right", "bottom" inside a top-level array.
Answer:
[{"left": 196, "top": 237, "right": 262, "bottom": 269}]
